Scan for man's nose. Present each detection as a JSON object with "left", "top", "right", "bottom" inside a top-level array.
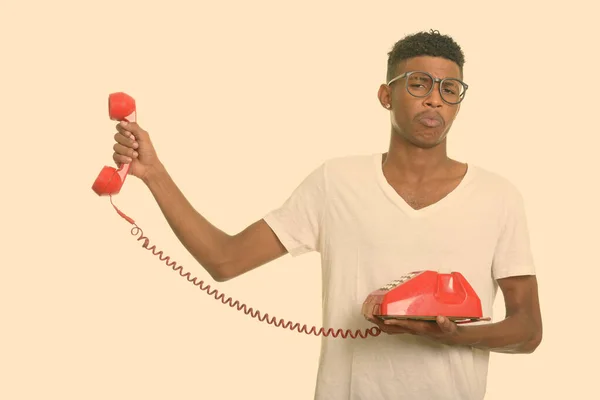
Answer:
[{"left": 424, "top": 83, "right": 443, "bottom": 107}]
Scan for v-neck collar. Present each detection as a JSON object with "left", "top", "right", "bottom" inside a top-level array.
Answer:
[{"left": 373, "top": 153, "right": 474, "bottom": 218}]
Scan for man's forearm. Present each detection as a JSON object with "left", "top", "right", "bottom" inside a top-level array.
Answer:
[
  {"left": 141, "top": 163, "right": 232, "bottom": 280},
  {"left": 454, "top": 314, "right": 542, "bottom": 354}
]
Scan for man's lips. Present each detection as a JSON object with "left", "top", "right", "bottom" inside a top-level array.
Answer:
[
  {"left": 420, "top": 118, "right": 442, "bottom": 127},
  {"left": 416, "top": 112, "right": 444, "bottom": 128}
]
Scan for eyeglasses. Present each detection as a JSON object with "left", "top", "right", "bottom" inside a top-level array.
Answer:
[{"left": 387, "top": 71, "right": 468, "bottom": 105}]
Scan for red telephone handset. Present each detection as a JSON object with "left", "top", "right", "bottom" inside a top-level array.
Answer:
[
  {"left": 92, "top": 92, "right": 137, "bottom": 196},
  {"left": 95, "top": 92, "right": 490, "bottom": 340}
]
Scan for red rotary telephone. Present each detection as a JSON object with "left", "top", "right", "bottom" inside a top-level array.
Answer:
[
  {"left": 93, "top": 92, "right": 490, "bottom": 339},
  {"left": 363, "top": 270, "right": 490, "bottom": 324}
]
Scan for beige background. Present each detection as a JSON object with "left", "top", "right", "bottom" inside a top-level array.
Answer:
[{"left": 1, "top": 0, "right": 598, "bottom": 398}]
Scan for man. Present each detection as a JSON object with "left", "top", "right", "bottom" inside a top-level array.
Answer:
[{"left": 111, "top": 30, "right": 542, "bottom": 399}]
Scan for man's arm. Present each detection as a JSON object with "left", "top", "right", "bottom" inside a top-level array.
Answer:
[
  {"left": 142, "top": 163, "right": 288, "bottom": 282},
  {"left": 455, "top": 180, "right": 543, "bottom": 353},
  {"left": 453, "top": 274, "right": 543, "bottom": 353}
]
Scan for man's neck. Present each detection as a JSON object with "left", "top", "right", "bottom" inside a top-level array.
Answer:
[{"left": 382, "top": 140, "right": 456, "bottom": 183}]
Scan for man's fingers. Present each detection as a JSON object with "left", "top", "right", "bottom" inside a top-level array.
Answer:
[
  {"left": 116, "top": 121, "right": 147, "bottom": 141},
  {"left": 113, "top": 142, "right": 138, "bottom": 159},
  {"left": 379, "top": 324, "right": 415, "bottom": 335},
  {"left": 115, "top": 123, "right": 132, "bottom": 137},
  {"left": 113, "top": 152, "right": 132, "bottom": 166},
  {"left": 114, "top": 131, "right": 138, "bottom": 147},
  {"left": 362, "top": 296, "right": 379, "bottom": 321},
  {"left": 436, "top": 316, "right": 456, "bottom": 333},
  {"left": 384, "top": 318, "right": 424, "bottom": 329}
]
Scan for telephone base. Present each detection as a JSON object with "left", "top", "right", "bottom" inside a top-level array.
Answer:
[
  {"left": 363, "top": 270, "right": 491, "bottom": 325},
  {"left": 375, "top": 315, "right": 491, "bottom": 324}
]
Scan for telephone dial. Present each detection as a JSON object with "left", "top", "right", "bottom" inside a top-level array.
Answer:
[{"left": 93, "top": 92, "right": 491, "bottom": 339}]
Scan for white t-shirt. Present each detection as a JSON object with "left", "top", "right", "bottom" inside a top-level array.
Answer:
[{"left": 263, "top": 153, "right": 536, "bottom": 400}]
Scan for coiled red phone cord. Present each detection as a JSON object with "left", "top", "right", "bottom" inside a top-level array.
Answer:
[{"left": 108, "top": 196, "right": 381, "bottom": 339}]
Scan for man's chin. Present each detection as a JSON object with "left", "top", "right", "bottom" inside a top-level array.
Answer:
[
  {"left": 410, "top": 130, "right": 446, "bottom": 149},
  {"left": 415, "top": 141, "right": 442, "bottom": 150},
  {"left": 392, "top": 127, "right": 448, "bottom": 149}
]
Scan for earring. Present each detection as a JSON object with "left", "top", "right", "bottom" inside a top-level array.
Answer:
[{"left": 385, "top": 103, "right": 391, "bottom": 109}]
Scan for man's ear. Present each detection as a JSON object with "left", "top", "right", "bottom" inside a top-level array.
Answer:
[{"left": 378, "top": 84, "right": 392, "bottom": 109}]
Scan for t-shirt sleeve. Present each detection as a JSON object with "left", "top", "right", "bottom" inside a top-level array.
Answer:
[
  {"left": 492, "top": 184, "right": 536, "bottom": 280},
  {"left": 262, "top": 162, "right": 327, "bottom": 257}
]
